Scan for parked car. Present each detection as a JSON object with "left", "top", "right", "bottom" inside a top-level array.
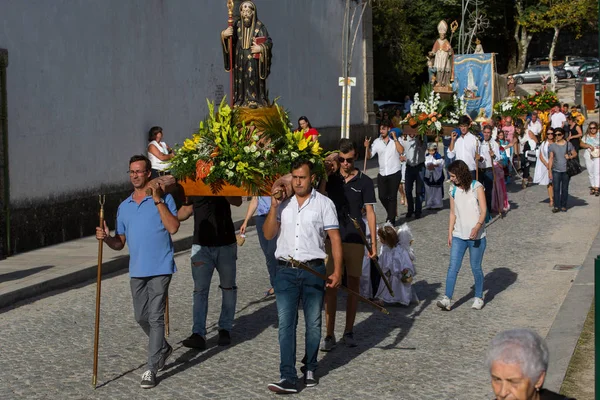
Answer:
[
  {"left": 374, "top": 100, "right": 403, "bottom": 113},
  {"left": 513, "top": 65, "right": 568, "bottom": 84},
  {"left": 562, "top": 59, "right": 587, "bottom": 78},
  {"left": 578, "top": 67, "right": 599, "bottom": 83},
  {"left": 578, "top": 62, "right": 599, "bottom": 77}
]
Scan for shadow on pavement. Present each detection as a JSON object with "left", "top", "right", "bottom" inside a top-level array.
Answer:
[
  {"left": 452, "top": 267, "right": 518, "bottom": 310},
  {"left": 158, "top": 300, "right": 278, "bottom": 383},
  {"left": 0, "top": 265, "right": 54, "bottom": 283},
  {"left": 317, "top": 280, "right": 441, "bottom": 381}
]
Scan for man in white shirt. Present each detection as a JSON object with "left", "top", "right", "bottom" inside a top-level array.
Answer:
[
  {"left": 527, "top": 111, "right": 543, "bottom": 139},
  {"left": 365, "top": 121, "right": 403, "bottom": 224},
  {"left": 478, "top": 125, "right": 501, "bottom": 217},
  {"left": 263, "top": 159, "right": 343, "bottom": 394},
  {"left": 397, "top": 129, "right": 427, "bottom": 218},
  {"left": 550, "top": 105, "right": 566, "bottom": 129},
  {"left": 447, "top": 115, "right": 479, "bottom": 180}
]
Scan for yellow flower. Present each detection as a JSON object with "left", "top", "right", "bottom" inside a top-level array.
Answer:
[
  {"left": 310, "top": 140, "right": 322, "bottom": 155},
  {"left": 193, "top": 134, "right": 201, "bottom": 144},
  {"left": 183, "top": 138, "right": 196, "bottom": 151},
  {"left": 298, "top": 138, "right": 308, "bottom": 151}
]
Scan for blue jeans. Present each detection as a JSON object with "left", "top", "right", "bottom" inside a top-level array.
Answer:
[
  {"left": 255, "top": 215, "right": 278, "bottom": 288},
  {"left": 405, "top": 163, "right": 425, "bottom": 215},
  {"left": 445, "top": 236, "right": 486, "bottom": 299},
  {"left": 552, "top": 170, "right": 570, "bottom": 209},
  {"left": 274, "top": 262, "right": 326, "bottom": 383},
  {"left": 190, "top": 243, "right": 237, "bottom": 336}
]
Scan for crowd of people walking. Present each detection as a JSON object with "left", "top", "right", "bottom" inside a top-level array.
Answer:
[{"left": 95, "top": 105, "right": 597, "bottom": 394}]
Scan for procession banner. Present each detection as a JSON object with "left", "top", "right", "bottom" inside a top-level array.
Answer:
[{"left": 452, "top": 53, "right": 495, "bottom": 120}]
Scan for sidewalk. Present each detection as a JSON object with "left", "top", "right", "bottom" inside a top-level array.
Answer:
[{"left": 0, "top": 159, "right": 381, "bottom": 310}]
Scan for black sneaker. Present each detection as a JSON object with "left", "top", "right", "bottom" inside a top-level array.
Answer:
[
  {"left": 405, "top": 212, "right": 413, "bottom": 219},
  {"left": 182, "top": 333, "right": 206, "bottom": 350},
  {"left": 140, "top": 370, "right": 156, "bottom": 389},
  {"left": 304, "top": 370, "right": 318, "bottom": 387},
  {"left": 267, "top": 379, "right": 298, "bottom": 394},
  {"left": 157, "top": 343, "right": 173, "bottom": 372},
  {"left": 218, "top": 329, "right": 231, "bottom": 346},
  {"left": 414, "top": 213, "right": 422, "bottom": 219}
]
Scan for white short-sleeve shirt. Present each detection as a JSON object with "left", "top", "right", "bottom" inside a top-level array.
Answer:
[
  {"left": 275, "top": 189, "right": 339, "bottom": 262},
  {"left": 451, "top": 181, "right": 486, "bottom": 240},
  {"left": 447, "top": 133, "right": 479, "bottom": 171},
  {"left": 550, "top": 113, "right": 566, "bottom": 129}
]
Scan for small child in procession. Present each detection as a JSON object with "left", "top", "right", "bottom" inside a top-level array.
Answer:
[
  {"left": 424, "top": 142, "right": 444, "bottom": 209},
  {"left": 374, "top": 223, "right": 418, "bottom": 306},
  {"left": 359, "top": 207, "right": 380, "bottom": 299}
]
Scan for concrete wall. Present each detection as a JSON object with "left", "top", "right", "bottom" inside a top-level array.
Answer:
[{"left": 0, "top": 0, "right": 371, "bottom": 253}]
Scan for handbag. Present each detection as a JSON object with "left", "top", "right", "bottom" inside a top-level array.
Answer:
[
  {"left": 591, "top": 148, "right": 600, "bottom": 158},
  {"left": 566, "top": 143, "right": 582, "bottom": 177}
]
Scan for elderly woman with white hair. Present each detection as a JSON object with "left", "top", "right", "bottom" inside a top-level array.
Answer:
[{"left": 487, "top": 328, "right": 575, "bottom": 400}]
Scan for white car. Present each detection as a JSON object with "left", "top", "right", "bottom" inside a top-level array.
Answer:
[{"left": 563, "top": 59, "right": 587, "bottom": 78}]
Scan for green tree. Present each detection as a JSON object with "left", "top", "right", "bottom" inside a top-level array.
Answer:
[{"left": 521, "top": 0, "right": 596, "bottom": 90}]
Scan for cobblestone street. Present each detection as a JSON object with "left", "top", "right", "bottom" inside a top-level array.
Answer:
[{"left": 0, "top": 170, "right": 598, "bottom": 399}]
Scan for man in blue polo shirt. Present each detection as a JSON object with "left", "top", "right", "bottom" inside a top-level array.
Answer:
[{"left": 96, "top": 155, "right": 180, "bottom": 389}]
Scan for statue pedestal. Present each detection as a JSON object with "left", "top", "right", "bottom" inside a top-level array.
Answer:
[{"left": 433, "top": 85, "right": 455, "bottom": 102}]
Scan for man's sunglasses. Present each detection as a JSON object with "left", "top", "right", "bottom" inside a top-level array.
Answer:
[{"left": 338, "top": 156, "right": 354, "bottom": 164}]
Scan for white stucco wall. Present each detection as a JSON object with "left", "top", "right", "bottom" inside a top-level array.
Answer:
[{"left": 0, "top": 0, "right": 366, "bottom": 202}]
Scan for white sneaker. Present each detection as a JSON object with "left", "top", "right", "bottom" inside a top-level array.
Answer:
[
  {"left": 436, "top": 295, "right": 451, "bottom": 311},
  {"left": 472, "top": 297, "right": 484, "bottom": 310}
]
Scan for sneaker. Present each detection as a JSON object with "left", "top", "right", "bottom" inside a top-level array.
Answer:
[
  {"left": 320, "top": 335, "right": 336, "bottom": 352},
  {"left": 405, "top": 212, "right": 413, "bottom": 219},
  {"left": 304, "top": 370, "right": 318, "bottom": 387},
  {"left": 341, "top": 332, "right": 357, "bottom": 348},
  {"left": 182, "top": 333, "right": 206, "bottom": 350},
  {"left": 267, "top": 379, "right": 298, "bottom": 394},
  {"left": 472, "top": 297, "right": 484, "bottom": 310},
  {"left": 140, "top": 370, "right": 156, "bottom": 389},
  {"left": 218, "top": 329, "right": 231, "bottom": 346},
  {"left": 157, "top": 343, "right": 173, "bottom": 372},
  {"left": 436, "top": 295, "right": 452, "bottom": 311},
  {"left": 552, "top": 208, "right": 560, "bottom": 213}
]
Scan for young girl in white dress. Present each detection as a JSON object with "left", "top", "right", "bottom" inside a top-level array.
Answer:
[
  {"left": 375, "top": 223, "right": 418, "bottom": 306},
  {"left": 424, "top": 142, "right": 444, "bottom": 209}
]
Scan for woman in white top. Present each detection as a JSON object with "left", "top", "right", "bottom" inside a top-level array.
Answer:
[
  {"left": 580, "top": 121, "right": 600, "bottom": 196},
  {"left": 533, "top": 128, "right": 555, "bottom": 207},
  {"left": 147, "top": 126, "right": 174, "bottom": 179},
  {"left": 437, "top": 160, "right": 487, "bottom": 311},
  {"left": 516, "top": 121, "right": 538, "bottom": 188}
]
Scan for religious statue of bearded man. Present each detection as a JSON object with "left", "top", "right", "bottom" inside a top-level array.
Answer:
[
  {"left": 221, "top": 1, "right": 273, "bottom": 109},
  {"left": 429, "top": 20, "right": 453, "bottom": 88}
]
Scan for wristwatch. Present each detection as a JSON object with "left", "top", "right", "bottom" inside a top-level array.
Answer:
[{"left": 154, "top": 198, "right": 165, "bottom": 205}]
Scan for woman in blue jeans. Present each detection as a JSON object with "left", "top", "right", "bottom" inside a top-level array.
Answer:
[
  {"left": 437, "top": 160, "right": 487, "bottom": 311},
  {"left": 548, "top": 128, "right": 578, "bottom": 213}
]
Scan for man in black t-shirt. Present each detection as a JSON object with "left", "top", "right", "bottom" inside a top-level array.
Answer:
[
  {"left": 178, "top": 196, "right": 242, "bottom": 350},
  {"left": 320, "top": 139, "right": 377, "bottom": 350}
]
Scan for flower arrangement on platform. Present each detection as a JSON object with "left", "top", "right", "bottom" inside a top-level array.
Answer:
[
  {"left": 443, "top": 94, "right": 467, "bottom": 124},
  {"left": 402, "top": 85, "right": 449, "bottom": 136},
  {"left": 526, "top": 89, "right": 559, "bottom": 111},
  {"left": 169, "top": 98, "right": 325, "bottom": 195},
  {"left": 493, "top": 97, "right": 531, "bottom": 119}
]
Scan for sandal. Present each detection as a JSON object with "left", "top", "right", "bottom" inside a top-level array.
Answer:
[
  {"left": 591, "top": 188, "right": 596, "bottom": 195},
  {"left": 560, "top": 208, "right": 567, "bottom": 212},
  {"left": 263, "top": 288, "right": 275, "bottom": 298},
  {"left": 595, "top": 189, "right": 600, "bottom": 197}
]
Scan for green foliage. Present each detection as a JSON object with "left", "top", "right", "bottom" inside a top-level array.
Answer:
[{"left": 520, "top": 0, "right": 596, "bottom": 37}]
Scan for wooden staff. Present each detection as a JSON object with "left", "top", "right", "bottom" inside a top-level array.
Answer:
[
  {"left": 165, "top": 295, "right": 170, "bottom": 337},
  {"left": 349, "top": 216, "right": 394, "bottom": 297},
  {"left": 287, "top": 257, "right": 389, "bottom": 315},
  {"left": 227, "top": 0, "right": 234, "bottom": 106},
  {"left": 92, "top": 195, "right": 105, "bottom": 388}
]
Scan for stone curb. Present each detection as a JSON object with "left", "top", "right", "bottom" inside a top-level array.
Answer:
[{"left": 544, "top": 225, "right": 599, "bottom": 392}]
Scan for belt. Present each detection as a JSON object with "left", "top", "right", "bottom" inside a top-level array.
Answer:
[
  {"left": 407, "top": 162, "right": 424, "bottom": 168},
  {"left": 278, "top": 259, "right": 324, "bottom": 268},
  {"left": 478, "top": 167, "right": 493, "bottom": 171}
]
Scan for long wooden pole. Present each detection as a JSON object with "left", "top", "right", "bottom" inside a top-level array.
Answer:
[
  {"left": 227, "top": 0, "right": 234, "bottom": 106},
  {"left": 287, "top": 257, "right": 389, "bottom": 315},
  {"left": 349, "top": 216, "right": 394, "bottom": 297},
  {"left": 92, "top": 195, "right": 105, "bottom": 388}
]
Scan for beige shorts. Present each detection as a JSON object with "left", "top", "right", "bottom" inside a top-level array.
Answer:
[{"left": 326, "top": 241, "right": 364, "bottom": 278}]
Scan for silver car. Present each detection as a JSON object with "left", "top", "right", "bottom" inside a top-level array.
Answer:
[
  {"left": 513, "top": 65, "right": 568, "bottom": 84},
  {"left": 563, "top": 59, "right": 587, "bottom": 78}
]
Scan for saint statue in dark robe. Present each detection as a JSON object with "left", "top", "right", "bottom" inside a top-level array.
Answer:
[{"left": 221, "top": 1, "right": 273, "bottom": 109}]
